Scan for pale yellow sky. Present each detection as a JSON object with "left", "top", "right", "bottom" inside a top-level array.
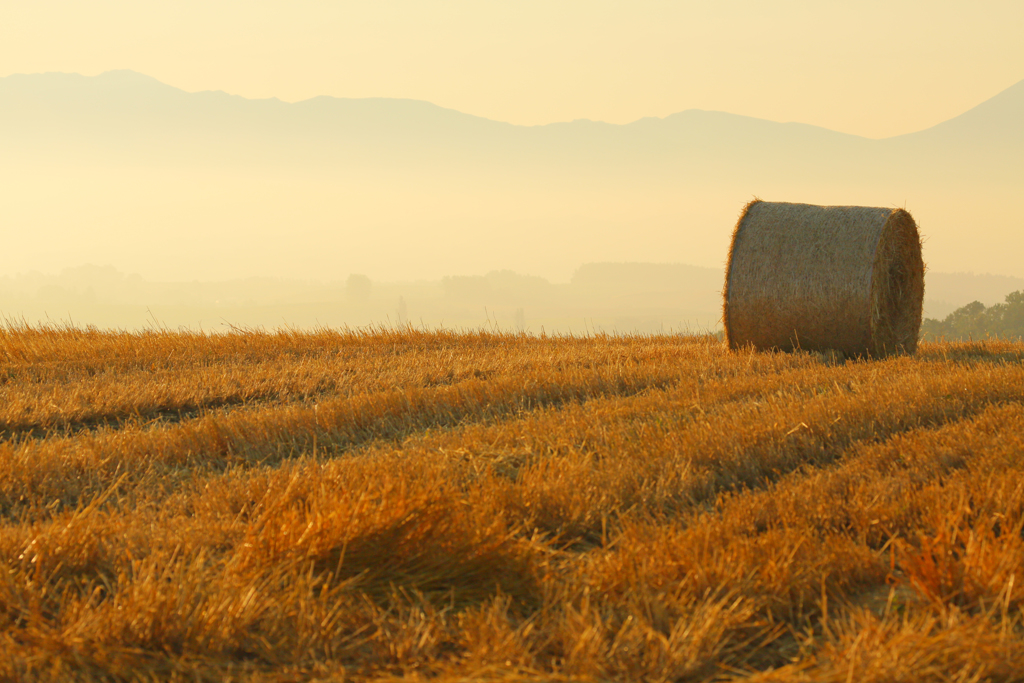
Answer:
[{"left": 3, "top": 1, "right": 1023, "bottom": 138}]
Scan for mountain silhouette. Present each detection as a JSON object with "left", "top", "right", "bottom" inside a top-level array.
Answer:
[
  {"left": 4, "top": 70, "right": 1019, "bottom": 169},
  {"left": 898, "top": 77, "right": 1024, "bottom": 147},
  {"left": 1, "top": 70, "right": 1021, "bottom": 283}
]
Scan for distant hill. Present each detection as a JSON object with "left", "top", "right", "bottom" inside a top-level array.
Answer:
[
  {"left": 1, "top": 71, "right": 1021, "bottom": 284},
  {"left": 895, "top": 78, "right": 1024, "bottom": 150},
  {"left": 0, "top": 261, "right": 726, "bottom": 333},
  {"left": 5, "top": 70, "right": 1019, "bottom": 166},
  {"left": 5, "top": 261, "right": 1021, "bottom": 334},
  {"left": 0, "top": 70, "right": 873, "bottom": 170}
]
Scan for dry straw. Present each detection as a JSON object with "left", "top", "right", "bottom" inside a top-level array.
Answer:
[{"left": 723, "top": 200, "right": 924, "bottom": 357}]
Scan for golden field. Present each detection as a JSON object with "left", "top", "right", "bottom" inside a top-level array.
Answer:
[{"left": 2, "top": 325, "right": 1024, "bottom": 681}]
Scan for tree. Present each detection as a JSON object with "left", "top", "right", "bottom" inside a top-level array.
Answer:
[
  {"left": 396, "top": 296, "right": 408, "bottom": 325},
  {"left": 345, "top": 274, "right": 372, "bottom": 302},
  {"left": 920, "top": 290, "right": 1024, "bottom": 340}
]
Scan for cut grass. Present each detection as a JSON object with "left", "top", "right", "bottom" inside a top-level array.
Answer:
[{"left": 1, "top": 326, "right": 1023, "bottom": 680}]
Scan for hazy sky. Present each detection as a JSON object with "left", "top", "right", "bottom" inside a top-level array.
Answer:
[{"left": 3, "top": 1, "right": 1023, "bottom": 138}]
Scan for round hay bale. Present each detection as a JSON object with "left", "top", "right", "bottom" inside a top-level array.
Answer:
[{"left": 723, "top": 200, "right": 924, "bottom": 357}]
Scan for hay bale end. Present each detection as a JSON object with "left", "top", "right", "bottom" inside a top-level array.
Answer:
[{"left": 723, "top": 200, "right": 925, "bottom": 357}]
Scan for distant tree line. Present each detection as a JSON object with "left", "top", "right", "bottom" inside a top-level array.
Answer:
[{"left": 920, "top": 290, "right": 1024, "bottom": 341}]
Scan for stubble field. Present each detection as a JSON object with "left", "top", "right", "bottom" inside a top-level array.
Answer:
[{"left": 2, "top": 325, "right": 1024, "bottom": 681}]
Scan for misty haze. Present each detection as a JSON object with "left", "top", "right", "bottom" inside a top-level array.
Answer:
[
  {"left": 2, "top": 71, "right": 1023, "bottom": 332},
  {"left": 2, "top": 261, "right": 1023, "bottom": 336}
]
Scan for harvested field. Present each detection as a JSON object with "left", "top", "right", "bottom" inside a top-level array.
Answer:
[{"left": 2, "top": 325, "right": 1024, "bottom": 681}]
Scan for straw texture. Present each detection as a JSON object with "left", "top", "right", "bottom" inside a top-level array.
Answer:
[{"left": 724, "top": 200, "right": 924, "bottom": 357}]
